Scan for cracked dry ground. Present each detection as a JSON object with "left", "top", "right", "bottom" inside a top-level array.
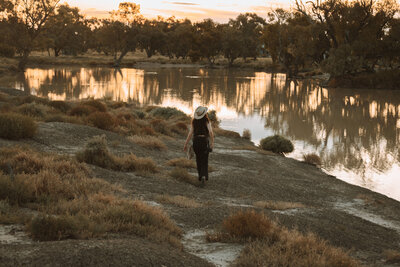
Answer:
[{"left": 1, "top": 122, "right": 400, "bottom": 266}]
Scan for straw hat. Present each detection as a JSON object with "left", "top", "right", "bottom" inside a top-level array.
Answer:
[{"left": 194, "top": 106, "right": 208, "bottom": 119}]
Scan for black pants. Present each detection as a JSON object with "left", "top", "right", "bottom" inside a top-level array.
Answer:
[{"left": 193, "top": 136, "right": 209, "bottom": 179}]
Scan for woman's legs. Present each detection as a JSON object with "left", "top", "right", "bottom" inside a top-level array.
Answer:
[{"left": 193, "top": 137, "right": 209, "bottom": 181}]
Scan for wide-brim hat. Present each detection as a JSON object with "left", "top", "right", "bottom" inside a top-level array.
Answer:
[{"left": 194, "top": 106, "right": 208, "bottom": 119}]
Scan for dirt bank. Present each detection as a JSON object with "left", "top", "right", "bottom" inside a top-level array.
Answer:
[{"left": 0, "top": 119, "right": 399, "bottom": 266}]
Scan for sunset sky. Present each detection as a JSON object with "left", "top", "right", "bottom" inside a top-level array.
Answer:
[{"left": 64, "top": 0, "right": 292, "bottom": 22}]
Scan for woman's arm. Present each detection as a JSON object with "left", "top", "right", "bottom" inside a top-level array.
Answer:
[
  {"left": 207, "top": 122, "right": 214, "bottom": 149},
  {"left": 183, "top": 126, "right": 193, "bottom": 151}
]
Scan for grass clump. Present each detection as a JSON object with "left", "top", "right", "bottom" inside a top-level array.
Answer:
[
  {"left": 0, "top": 146, "right": 180, "bottom": 244},
  {"left": 76, "top": 135, "right": 157, "bottom": 174},
  {"left": 87, "top": 112, "right": 115, "bottom": 130},
  {"left": 149, "top": 107, "right": 187, "bottom": 120},
  {"left": 69, "top": 104, "right": 96, "bottom": 116},
  {"left": 254, "top": 201, "right": 305, "bottom": 210},
  {"left": 166, "top": 158, "right": 196, "bottom": 169},
  {"left": 129, "top": 135, "right": 167, "bottom": 150},
  {"left": 150, "top": 118, "right": 171, "bottom": 135},
  {"left": 303, "top": 153, "right": 322, "bottom": 166},
  {"left": 242, "top": 129, "right": 251, "bottom": 140},
  {"left": 82, "top": 99, "right": 107, "bottom": 112},
  {"left": 0, "top": 113, "right": 36, "bottom": 139},
  {"left": 16, "top": 103, "right": 51, "bottom": 118},
  {"left": 259, "top": 135, "right": 294, "bottom": 154},
  {"left": 209, "top": 210, "right": 360, "bottom": 267},
  {"left": 47, "top": 100, "right": 71, "bottom": 113},
  {"left": 156, "top": 194, "right": 201, "bottom": 208},
  {"left": 214, "top": 128, "right": 241, "bottom": 138},
  {"left": 169, "top": 167, "right": 198, "bottom": 186}
]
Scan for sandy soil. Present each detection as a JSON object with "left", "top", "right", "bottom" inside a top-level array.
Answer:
[{"left": 1, "top": 121, "right": 400, "bottom": 266}]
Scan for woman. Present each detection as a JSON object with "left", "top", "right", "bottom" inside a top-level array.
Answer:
[{"left": 184, "top": 106, "right": 214, "bottom": 183}]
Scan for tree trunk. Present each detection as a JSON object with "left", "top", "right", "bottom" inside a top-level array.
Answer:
[
  {"left": 18, "top": 51, "right": 30, "bottom": 72},
  {"left": 114, "top": 49, "right": 129, "bottom": 67}
]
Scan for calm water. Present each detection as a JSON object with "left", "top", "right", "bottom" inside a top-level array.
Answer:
[{"left": 2, "top": 67, "right": 400, "bottom": 201}]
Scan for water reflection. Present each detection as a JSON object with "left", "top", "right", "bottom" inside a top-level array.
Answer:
[{"left": 3, "top": 67, "right": 400, "bottom": 201}]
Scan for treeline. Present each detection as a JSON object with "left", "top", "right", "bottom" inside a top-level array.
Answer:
[{"left": 0, "top": 0, "right": 399, "bottom": 86}]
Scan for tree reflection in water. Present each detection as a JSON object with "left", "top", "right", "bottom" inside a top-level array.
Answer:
[{"left": 5, "top": 67, "right": 400, "bottom": 200}]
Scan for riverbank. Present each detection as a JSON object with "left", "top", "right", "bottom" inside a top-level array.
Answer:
[
  {"left": 0, "top": 89, "right": 400, "bottom": 266},
  {"left": 0, "top": 51, "right": 282, "bottom": 72}
]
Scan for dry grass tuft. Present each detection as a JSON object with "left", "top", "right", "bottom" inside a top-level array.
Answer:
[
  {"left": 129, "top": 135, "right": 167, "bottom": 150},
  {"left": 214, "top": 128, "right": 241, "bottom": 138},
  {"left": 235, "top": 231, "right": 360, "bottom": 267},
  {"left": 16, "top": 103, "right": 52, "bottom": 118},
  {"left": 303, "top": 153, "right": 322, "bottom": 166},
  {"left": 242, "top": 129, "right": 251, "bottom": 140},
  {"left": 169, "top": 167, "right": 199, "bottom": 186},
  {"left": 82, "top": 99, "right": 107, "bottom": 112},
  {"left": 166, "top": 158, "right": 196, "bottom": 169},
  {"left": 209, "top": 209, "right": 360, "bottom": 267},
  {"left": 47, "top": 100, "right": 71, "bottom": 113},
  {"left": 76, "top": 135, "right": 157, "bottom": 174},
  {"left": 44, "top": 114, "right": 82, "bottom": 124},
  {"left": 69, "top": 104, "right": 96, "bottom": 116},
  {"left": 87, "top": 111, "right": 115, "bottom": 130},
  {"left": 0, "top": 146, "right": 180, "bottom": 245},
  {"left": 384, "top": 250, "right": 400, "bottom": 264},
  {"left": 150, "top": 118, "right": 171, "bottom": 135},
  {"left": 254, "top": 201, "right": 305, "bottom": 210},
  {"left": 156, "top": 194, "right": 201, "bottom": 208},
  {"left": 0, "top": 113, "right": 37, "bottom": 139}
]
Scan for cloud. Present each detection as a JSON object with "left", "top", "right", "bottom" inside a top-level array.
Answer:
[
  {"left": 80, "top": 8, "right": 110, "bottom": 19},
  {"left": 169, "top": 2, "right": 199, "bottom": 6}
]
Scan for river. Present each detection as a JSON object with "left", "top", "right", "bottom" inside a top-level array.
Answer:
[{"left": 1, "top": 66, "right": 399, "bottom": 201}]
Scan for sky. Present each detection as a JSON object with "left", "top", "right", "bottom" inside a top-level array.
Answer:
[{"left": 64, "top": 0, "right": 292, "bottom": 22}]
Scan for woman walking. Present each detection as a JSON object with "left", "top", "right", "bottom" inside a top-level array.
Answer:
[{"left": 184, "top": 106, "right": 214, "bottom": 183}]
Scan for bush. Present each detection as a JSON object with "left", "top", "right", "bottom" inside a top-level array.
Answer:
[
  {"left": 149, "top": 107, "right": 187, "bottom": 120},
  {"left": 28, "top": 215, "right": 79, "bottom": 241},
  {"left": 259, "top": 135, "right": 294, "bottom": 154},
  {"left": 151, "top": 118, "right": 170, "bottom": 135},
  {"left": 87, "top": 112, "right": 115, "bottom": 130},
  {"left": 69, "top": 104, "right": 96, "bottom": 116},
  {"left": 0, "top": 113, "right": 36, "bottom": 139},
  {"left": 208, "top": 110, "right": 220, "bottom": 126},
  {"left": 48, "top": 101, "right": 71, "bottom": 113},
  {"left": 221, "top": 210, "right": 279, "bottom": 242},
  {"left": 133, "top": 109, "right": 146, "bottom": 119},
  {"left": 303, "top": 153, "right": 322, "bottom": 166},
  {"left": 17, "top": 103, "right": 50, "bottom": 118},
  {"left": 214, "top": 128, "right": 241, "bottom": 138},
  {"left": 166, "top": 158, "right": 196, "bottom": 169},
  {"left": 242, "top": 129, "right": 251, "bottom": 140},
  {"left": 82, "top": 99, "right": 107, "bottom": 112}
]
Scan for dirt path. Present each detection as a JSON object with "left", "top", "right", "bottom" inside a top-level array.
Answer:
[{"left": 1, "top": 122, "right": 400, "bottom": 266}]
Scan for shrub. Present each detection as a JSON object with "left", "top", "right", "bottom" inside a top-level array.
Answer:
[
  {"left": 69, "top": 104, "right": 96, "bottom": 116},
  {"left": 28, "top": 215, "right": 79, "bottom": 241},
  {"left": 214, "top": 128, "right": 241, "bottom": 138},
  {"left": 76, "top": 135, "right": 118, "bottom": 169},
  {"left": 259, "top": 135, "right": 294, "bottom": 154},
  {"left": 44, "top": 114, "right": 82, "bottom": 124},
  {"left": 169, "top": 167, "right": 198, "bottom": 186},
  {"left": 303, "top": 153, "right": 322, "bottom": 166},
  {"left": 151, "top": 118, "right": 170, "bottom": 135},
  {"left": 129, "top": 135, "right": 167, "bottom": 150},
  {"left": 82, "top": 99, "right": 107, "bottom": 112},
  {"left": 133, "top": 109, "right": 146, "bottom": 119},
  {"left": 208, "top": 110, "right": 220, "bottom": 126},
  {"left": 221, "top": 210, "right": 279, "bottom": 242},
  {"left": 242, "top": 129, "right": 251, "bottom": 140},
  {"left": 16, "top": 103, "right": 50, "bottom": 118},
  {"left": 141, "top": 126, "right": 157, "bottom": 136},
  {"left": 14, "top": 95, "right": 49, "bottom": 106},
  {"left": 166, "top": 158, "right": 196, "bottom": 169},
  {"left": 87, "top": 112, "right": 115, "bottom": 130},
  {"left": 48, "top": 101, "right": 71, "bottom": 113},
  {"left": 0, "top": 113, "right": 36, "bottom": 139},
  {"left": 149, "top": 107, "right": 187, "bottom": 119},
  {"left": 76, "top": 135, "right": 157, "bottom": 173},
  {"left": 235, "top": 232, "right": 360, "bottom": 267},
  {"left": 170, "top": 121, "right": 188, "bottom": 135}
]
